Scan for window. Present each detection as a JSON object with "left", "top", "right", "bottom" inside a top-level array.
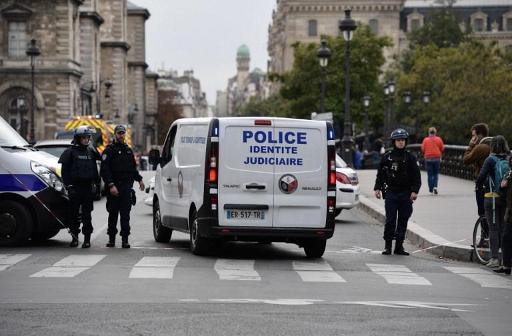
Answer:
[
  {"left": 8, "top": 96, "right": 28, "bottom": 136},
  {"left": 308, "top": 20, "right": 317, "bottom": 37},
  {"left": 507, "top": 18, "right": 512, "bottom": 32},
  {"left": 369, "top": 19, "right": 379, "bottom": 35},
  {"left": 474, "top": 18, "right": 484, "bottom": 32},
  {"left": 411, "top": 19, "right": 420, "bottom": 31},
  {"left": 161, "top": 125, "right": 177, "bottom": 166},
  {"left": 8, "top": 22, "right": 27, "bottom": 57}
]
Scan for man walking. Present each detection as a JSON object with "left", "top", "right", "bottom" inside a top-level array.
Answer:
[
  {"left": 59, "top": 126, "right": 100, "bottom": 248},
  {"left": 421, "top": 127, "right": 444, "bottom": 195},
  {"left": 101, "top": 125, "right": 144, "bottom": 248},
  {"left": 374, "top": 129, "right": 422, "bottom": 256}
]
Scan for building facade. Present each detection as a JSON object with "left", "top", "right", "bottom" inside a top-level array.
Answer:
[
  {"left": 268, "top": 0, "right": 512, "bottom": 83},
  {"left": 0, "top": 0, "right": 155, "bottom": 150}
]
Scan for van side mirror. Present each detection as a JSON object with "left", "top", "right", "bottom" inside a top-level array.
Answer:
[{"left": 148, "top": 149, "right": 160, "bottom": 166}]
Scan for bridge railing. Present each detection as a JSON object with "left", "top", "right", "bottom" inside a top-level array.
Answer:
[{"left": 407, "top": 144, "right": 474, "bottom": 181}]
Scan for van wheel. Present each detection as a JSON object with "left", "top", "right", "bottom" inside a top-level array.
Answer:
[
  {"left": 0, "top": 200, "right": 33, "bottom": 247},
  {"left": 31, "top": 227, "right": 61, "bottom": 242},
  {"left": 304, "top": 239, "right": 326, "bottom": 258},
  {"left": 153, "top": 200, "right": 172, "bottom": 242},
  {"left": 189, "top": 210, "right": 209, "bottom": 255}
]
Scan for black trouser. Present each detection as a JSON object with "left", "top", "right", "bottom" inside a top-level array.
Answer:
[
  {"left": 68, "top": 183, "right": 94, "bottom": 236},
  {"left": 503, "top": 216, "right": 512, "bottom": 268},
  {"left": 106, "top": 186, "right": 132, "bottom": 238},
  {"left": 476, "top": 186, "right": 489, "bottom": 237},
  {"left": 384, "top": 191, "right": 413, "bottom": 242}
]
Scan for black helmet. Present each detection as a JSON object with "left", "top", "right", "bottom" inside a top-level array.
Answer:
[
  {"left": 114, "top": 124, "right": 127, "bottom": 134},
  {"left": 74, "top": 126, "right": 92, "bottom": 138},
  {"left": 390, "top": 128, "right": 409, "bottom": 140}
]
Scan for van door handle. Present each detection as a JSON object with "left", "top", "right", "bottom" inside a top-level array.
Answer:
[
  {"left": 166, "top": 177, "right": 172, "bottom": 182},
  {"left": 245, "top": 184, "right": 266, "bottom": 190}
]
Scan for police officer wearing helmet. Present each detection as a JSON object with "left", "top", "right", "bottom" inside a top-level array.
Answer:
[
  {"left": 100, "top": 125, "right": 144, "bottom": 248},
  {"left": 374, "top": 128, "right": 421, "bottom": 255},
  {"left": 59, "top": 126, "right": 100, "bottom": 248}
]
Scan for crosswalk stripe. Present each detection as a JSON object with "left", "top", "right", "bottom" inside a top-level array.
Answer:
[
  {"left": 30, "top": 255, "right": 106, "bottom": 278},
  {"left": 292, "top": 260, "right": 346, "bottom": 282},
  {"left": 0, "top": 254, "right": 31, "bottom": 271},
  {"left": 129, "top": 257, "right": 180, "bottom": 279},
  {"left": 214, "top": 259, "right": 260, "bottom": 281},
  {"left": 367, "top": 263, "right": 432, "bottom": 286},
  {"left": 444, "top": 267, "right": 512, "bottom": 289}
]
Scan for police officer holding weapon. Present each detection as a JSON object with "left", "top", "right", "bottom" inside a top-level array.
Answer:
[
  {"left": 59, "top": 126, "right": 100, "bottom": 248},
  {"left": 101, "top": 125, "right": 144, "bottom": 248},
  {"left": 374, "top": 129, "right": 422, "bottom": 255}
]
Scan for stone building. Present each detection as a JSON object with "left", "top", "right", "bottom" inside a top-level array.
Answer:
[
  {"left": 0, "top": 0, "right": 155, "bottom": 150},
  {"left": 268, "top": 0, "right": 512, "bottom": 86}
]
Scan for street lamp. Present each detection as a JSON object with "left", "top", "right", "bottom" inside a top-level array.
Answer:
[
  {"left": 363, "top": 95, "right": 371, "bottom": 151},
  {"left": 402, "top": 90, "right": 430, "bottom": 142},
  {"left": 317, "top": 40, "right": 331, "bottom": 114},
  {"left": 383, "top": 80, "right": 395, "bottom": 139},
  {"left": 339, "top": 8, "right": 357, "bottom": 166},
  {"left": 26, "top": 39, "right": 40, "bottom": 143}
]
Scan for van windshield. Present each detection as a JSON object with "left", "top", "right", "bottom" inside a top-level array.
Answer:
[{"left": 0, "top": 116, "right": 30, "bottom": 147}]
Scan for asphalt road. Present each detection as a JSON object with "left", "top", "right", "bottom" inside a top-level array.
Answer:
[{"left": 0, "top": 174, "right": 510, "bottom": 335}]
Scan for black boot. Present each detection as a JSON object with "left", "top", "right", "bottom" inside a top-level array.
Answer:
[
  {"left": 122, "top": 236, "right": 130, "bottom": 249},
  {"left": 382, "top": 240, "right": 392, "bottom": 255},
  {"left": 394, "top": 240, "right": 410, "bottom": 256},
  {"left": 69, "top": 235, "right": 79, "bottom": 247},
  {"left": 106, "top": 235, "right": 115, "bottom": 248},
  {"left": 82, "top": 234, "right": 91, "bottom": 248}
]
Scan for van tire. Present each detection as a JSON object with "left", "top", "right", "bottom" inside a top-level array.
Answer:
[
  {"left": 189, "top": 210, "right": 209, "bottom": 255},
  {"left": 153, "top": 199, "right": 172, "bottom": 243},
  {"left": 31, "top": 227, "right": 61, "bottom": 242},
  {"left": 0, "top": 200, "right": 33, "bottom": 247},
  {"left": 304, "top": 239, "right": 326, "bottom": 258}
]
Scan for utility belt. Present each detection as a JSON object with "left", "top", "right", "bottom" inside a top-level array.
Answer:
[{"left": 484, "top": 192, "right": 501, "bottom": 198}]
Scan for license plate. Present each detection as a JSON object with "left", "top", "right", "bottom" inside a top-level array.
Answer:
[{"left": 226, "top": 210, "right": 265, "bottom": 220}]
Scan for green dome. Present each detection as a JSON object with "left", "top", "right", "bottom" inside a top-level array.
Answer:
[{"left": 237, "top": 44, "right": 250, "bottom": 58}]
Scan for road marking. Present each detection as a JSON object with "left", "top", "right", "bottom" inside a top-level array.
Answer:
[
  {"left": 292, "top": 260, "right": 346, "bottom": 282},
  {"left": 444, "top": 267, "right": 512, "bottom": 289},
  {"left": 335, "top": 301, "right": 477, "bottom": 312},
  {"left": 367, "top": 264, "right": 432, "bottom": 286},
  {"left": 210, "top": 299, "right": 323, "bottom": 305},
  {"left": 129, "top": 257, "right": 180, "bottom": 279},
  {"left": 214, "top": 259, "right": 260, "bottom": 281},
  {"left": 30, "top": 254, "right": 106, "bottom": 278},
  {"left": 0, "top": 254, "right": 31, "bottom": 271}
]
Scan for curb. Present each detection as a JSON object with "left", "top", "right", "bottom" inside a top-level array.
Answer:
[{"left": 357, "top": 195, "right": 474, "bottom": 262}]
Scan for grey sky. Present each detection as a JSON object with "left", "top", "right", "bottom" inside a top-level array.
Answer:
[{"left": 131, "top": 0, "right": 276, "bottom": 105}]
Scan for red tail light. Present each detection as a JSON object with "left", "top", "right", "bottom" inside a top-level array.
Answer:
[
  {"left": 255, "top": 119, "right": 272, "bottom": 126},
  {"left": 330, "top": 171, "right": 337, "bottom": 185},
  {"left": 336, "top": 172, "right": 351, "bottom": 185},
  {"left": 209, "top": 167, "right": 217, "bottom": 183}
]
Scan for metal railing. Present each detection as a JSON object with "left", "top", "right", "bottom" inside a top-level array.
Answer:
[{"left": 407, "top": 144, "right": 474, "bottom": 180}]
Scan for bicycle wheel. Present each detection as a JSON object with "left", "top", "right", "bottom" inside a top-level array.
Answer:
[{"left": 472, "top": 216, "right": 491, "bottom": 265}]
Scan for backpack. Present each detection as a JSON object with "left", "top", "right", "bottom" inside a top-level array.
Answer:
[{"left": 489, "top": 155, "right": 510, "bottom": 193}]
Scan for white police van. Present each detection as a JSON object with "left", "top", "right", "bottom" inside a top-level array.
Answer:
[
  {"left": 151, "top": 117, "right": 337, "bottom": 257},
  {"left": 0, "top": 116, "right": 68, "bottom": 246}
]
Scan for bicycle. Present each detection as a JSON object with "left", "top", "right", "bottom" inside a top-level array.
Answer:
[{"left": 472, "top": 216, "right": 491, "bottom": 264}]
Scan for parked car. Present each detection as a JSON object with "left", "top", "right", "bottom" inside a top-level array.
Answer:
[
  {"left": 335, "top": 154, "right": 360, "bottom": 217},
  {"left": 34, "top": 139, "right": 103, "bottom": 200}
]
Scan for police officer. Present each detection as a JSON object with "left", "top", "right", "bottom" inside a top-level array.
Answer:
[
  {"left": 59, "top": 126, "right": 100, "bottom": 248},
  {"left": 374, "top": 129, "right": 421, "bottom": 255},
  {"left": 101, "top": 125, "right": 144, "bottom": 248}
]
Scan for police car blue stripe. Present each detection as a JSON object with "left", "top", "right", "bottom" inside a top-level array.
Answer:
[{"left": 0, "top": 174, "right": 47, "bottom": 192}]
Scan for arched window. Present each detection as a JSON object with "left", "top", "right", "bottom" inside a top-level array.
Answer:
[
  {"left": 369, "top": 19, "right": 379, "bottom": 34},
  {"left": 308, "top": 19, "right": 318, "bottom": 37}
]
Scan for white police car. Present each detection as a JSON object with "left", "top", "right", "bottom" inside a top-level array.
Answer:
[
  {"left": 335, "top": 154, "right": 359, "bottom": 217},
  {"left": 0, "top": 116, "right": 68, "bottom": 246},
  {"left": 150, "top": 117, "right": 337, "bottom": 257}
]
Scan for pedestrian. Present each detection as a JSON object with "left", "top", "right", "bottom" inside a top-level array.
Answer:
[
  {"left": 421, "top": 127, "right": 444, "bottom": 195},
  {"left": 374, "top": 128, "right": 422, "bottom": 256},
  {"left": 101, "top": 125, "right": 145, "bottom": 248},
  {"left": 58, "top": 126, "right": 100, "bottom": 248},
  {"left": 463, "top": 123, "right": 492, "bottom": 248},
  {"left": 495, "top": 157, "right": 512, "bottom": 275},
  {"left": 476, "top": 135, "right": 510, "bottom": 268}
]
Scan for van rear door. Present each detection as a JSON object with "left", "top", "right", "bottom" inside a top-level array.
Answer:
[
  {"left": 218, "top": 119, "right": 274, "bottom": 227},
  {"left": 272, "top": 120, "right": 327, "bottom": 228}
]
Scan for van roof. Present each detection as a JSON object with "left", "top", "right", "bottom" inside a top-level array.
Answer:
[{"left": 176, "top": 117, "right": 327, "bottom": 125}]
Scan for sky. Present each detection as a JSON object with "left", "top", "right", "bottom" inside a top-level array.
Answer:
[{"left": 131, "top": 0, "right": 276, "bottom": 106}]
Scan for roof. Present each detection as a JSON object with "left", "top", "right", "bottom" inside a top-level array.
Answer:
[
  {"left": 405, "top": 0, "right": 512, "bottom": 7},
  {"left": 237, "top": 44, "right": 250, "bottom": 58},
  {"left": 127, "top": 1, "right": 150, "bottom": 18}
]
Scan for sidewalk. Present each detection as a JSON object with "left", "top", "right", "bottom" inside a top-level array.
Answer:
[{"left": 356, "top": 170, "right": 477, "bottom": 262}]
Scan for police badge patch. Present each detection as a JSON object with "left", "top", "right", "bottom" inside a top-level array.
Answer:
[{"left": 102, "top": 154, "right": 107, "bottom": 160}]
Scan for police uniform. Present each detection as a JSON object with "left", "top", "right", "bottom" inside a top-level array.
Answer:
[
  {"left": 100, "top": 134, "right": 142, "bottom": 247},
  {"left": 59, "top": 132, "right": 99, "bottom": 248},
  {"left": 374, "top": 129, "right": 421, "bottom": 255}
]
